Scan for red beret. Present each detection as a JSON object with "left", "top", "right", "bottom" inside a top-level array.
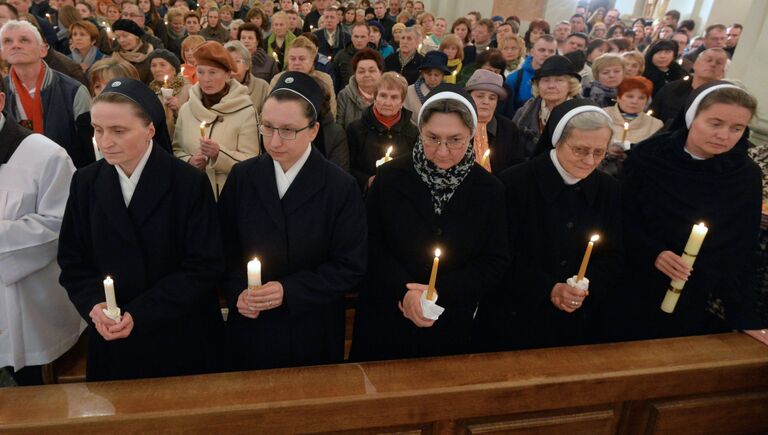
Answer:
[{"left": 193, "top": 41, "right": 237, "bottom": 73}]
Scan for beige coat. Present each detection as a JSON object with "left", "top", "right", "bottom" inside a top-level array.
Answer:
[
  {"left": 246, "top": 74, "right": 270, "bottom": 115},
  {"left": 173, "top": 79, "right": 260, "bottom": 199},
  {"left": 605, "top": 104, "right": 663, "bottom": 145},
  {"left": 269, "top": 70, "right": 337, "bottom": 118},
  {"left": 403, "top": 81, "right": 431, "bottom": 125}
]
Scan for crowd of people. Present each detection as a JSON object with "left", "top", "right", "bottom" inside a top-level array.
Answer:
[{"left": 0, "top": 0, "right": 766, "bottom": 386}]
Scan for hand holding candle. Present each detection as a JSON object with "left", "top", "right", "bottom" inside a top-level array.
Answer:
[
  {"left": 576, "top": 234, "right": 600, "bottom": 283},
  {"left": 103, "top": 276, "right": 121, "bottom": 322},
  {"left": 661, "top": 223, "right": 708, "bottom": 313},
  {"left": 247, "top": 257, "right": 262, "bottom": 289},
  {"left": 426, "top": 248, "right": 441, "bottom": 301}
]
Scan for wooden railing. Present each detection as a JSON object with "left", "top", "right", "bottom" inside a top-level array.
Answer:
[{"left": 2, "top": 333, "right": 767, "bottom": 434}]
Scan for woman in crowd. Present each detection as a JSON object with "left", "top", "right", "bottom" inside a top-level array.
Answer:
[
  {"left": 347, "top": 71, "right": 419, "bottom": 190},
  {"left": 432, "top": 17, "right": 447, "bottom": 45},
  {"left": 336, "top": 48, "right": 382, "bottom": 130},
  {"left": 58, "top": 78, "right": 224, "bottom": 381},
  {"left": 245, "top": 7, "right": 270, "bottom": 40},
  {"left": 266, "top": 11, "right": 295, "bottom": 70},
  {"left": 87, "top": 57, "right": 141, "bottom": 96},
  {"left": 180, "top": 35, "right": 206, "bottom": 84},
  {"left": 439, "top": 34, "right": 463, "bottom": 84},
  {"left": 68, "top": 20, "right": 104, "bottom": 72},
  {"left": 238, "top": 23, "right": 280, "bottom": 83},
  {"left": 477, "top": 100, "right": 622, "bottom": 351},
  {"left": 404, "top": 51, "right": 450, "bottom": 124},
  {"left": 229, "top": 19, "right": 244, "bottom": 41},
  {"left": 583, "top": 53, "right": 624, "bottom": 108},
  {"left": 631, "top": 18, "right": 649, "bottom": 52},
  {"left": 172, "top": 41, "right": 259, "bottom": 199},
  {"left": 147, "top": 49, "right": 190, "bottom": 137},
  {"left": 450, "top": 17, "right": 471, "bottom": 47},
  {"left": 582, "top": 38, "right": 608, "bottom": 84},
  {"left": 587, "top": 7, "right": 606, "bottom": 31},
  {"left": 589, "top": 22, "right": 607, "bottom": 40},
  {"left": 219, "top": 72, "right": 367, "bottom": 370},
  {"left": 621, "top": 51, "right": 644, "bottom": 78},
  {"left": 369, "top": 21, "right": 394, "bottom": 60},
  {"left": 514, "top": 56, "right": 582, "bottom": 158},
  {"left": 219, "top": 5, "right": 234, "bottom": 29},
  {"left": 499, "top": 35, "right": 525, "bottom": 77},
  {"left": 643, "top": 39, "right": 686, "bottom": 98},
  {"left": 138, "top": 0, "right": 165, "bottom": 45},
  {"left": 225, "top": 40, "right": 271, "bottom": 113},
  {"left": 523, "top": 19, "right": 550, "bottom": 50},
  {"left": 465, "top": 69, "right": 525, "bottom": 173},
  {"left": 341, "top": 6, "right": 356, "bottom": 34},
  {"left": 200, "top": 7, "right": 228, "bottom": 43},
  {"left": 110, "top": 19, "right": 154, "bottom": 83},
  {"left": 352, "top": 84, "right": 509, "bottom": 361},
  {"left": 616, "top": 82, "right": 767, "bottom": 345}
]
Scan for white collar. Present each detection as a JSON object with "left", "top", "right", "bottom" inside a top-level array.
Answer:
[
  {"left": 273, "top": 143, "right": 312, "bottom": 199},
  {"left": 549, "top": 149, "right": 582, "bottom": 185},
  {"left": 0, "top": 113, "right": 5, "bottom": 132},
  {"left": 115, "top": 141, "right": 153, "bottom": 206},
  {"left": 683, "top": 145, "right": 707, "bottom": 160}
]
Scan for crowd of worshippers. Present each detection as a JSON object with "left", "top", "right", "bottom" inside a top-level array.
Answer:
[{"left": 0, "top": 0, "right": 766, "bottom": 386}]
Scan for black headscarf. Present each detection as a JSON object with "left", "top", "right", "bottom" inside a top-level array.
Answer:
[
  {"left": 102, "top": 78, "right": 172, "bottom": 153},
  {"left": 642, "top": 40, "right": 686, "bottom": 97}
]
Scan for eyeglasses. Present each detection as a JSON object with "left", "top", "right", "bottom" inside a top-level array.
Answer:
[
  {"left": 565, "top": 143, "right": 607, "bottom": 160},
  {"left": 259, "top": 123, "right": 313, "bottom": 140},
  {"left": 421, "top": 134, "right": 467, "bottom": 150}
]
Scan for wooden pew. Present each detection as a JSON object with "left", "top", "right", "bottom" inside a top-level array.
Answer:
[{"left": 3, "top": 333, "right": 768, "bottom": 434}]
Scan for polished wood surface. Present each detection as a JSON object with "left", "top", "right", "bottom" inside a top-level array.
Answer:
[{"left": 2, "top": 333, "right": 767, "bottom": 434}]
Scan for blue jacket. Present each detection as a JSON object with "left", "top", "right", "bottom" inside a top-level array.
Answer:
[
  {"left": 504, "top": 55, "right": 535, "bottom": 112},
  {"left": 4, "top": 63, "right": 94, "bottom": 168}
]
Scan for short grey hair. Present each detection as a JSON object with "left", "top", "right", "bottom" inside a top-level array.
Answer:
[
  {"left": 402, "top": 25, "right": 421, "bottom": 39},
  {"left": 224, "top": 40, "right": 252, "bottom": 67},
  {"left": 0, "top": 19, "right": 44, "bottom": 47},
  {"left": 230, "top": 18, "right": 245, "bottom": 28},
  {"left": 557, "top": 111, "right": 613, "bottom": 146}
]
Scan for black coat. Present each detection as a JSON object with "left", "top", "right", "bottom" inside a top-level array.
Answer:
[
  {"left": 649, "top": 78, "right": 693, "bottom": 127},
  {"left": 475, "top": 152, "right": 623, "bottom": 351},
  {"left": 351, "top": 156, "right": 510, "bottom": 361},
  {"left": 58, "top": 146, "right": 225, "bottom": 381},
  {"left": 219, "top": 149, "right": 367, "bottom": 370},
  {"left": 484, "top": 115, "right": 527, "bottom": 174},
  {"left": 642, "top": 61, "right": 687, "bottom": 98},
  {"left": 347, "top": 105, "right": 419, "bottom": 190},
  {"left": 384, "top": 52, "right": 424, "bottom": 85},
  {"left": 313, "top": 27, "right": 351, "bottom": 57},
  {"left": 616, "top": 129, "right": 764, "bottom": 340}
]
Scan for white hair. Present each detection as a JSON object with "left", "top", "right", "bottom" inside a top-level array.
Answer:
[{"left": 0, "top": 19, "right": 44, "bottom": 47}]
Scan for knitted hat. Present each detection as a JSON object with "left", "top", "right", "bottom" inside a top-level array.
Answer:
[
  {"left": 392, "top": 22, "right": 406, "bottom": 34},
  {"left": 112, "top": 19, "right": 145, "bottom": 38},
  {"left": 193, "top": 41, "right": 237, "bottom": 72},
  {"left": 465, "top": 69, "right": 508, "bottom": 100},
  {"left": 147, "top": 49, "right": 182, "bottom": 74}
]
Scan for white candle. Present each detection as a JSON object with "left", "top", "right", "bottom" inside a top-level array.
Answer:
[
  {"left": 181, "top": 66, "right": 185, "bottom": 76},
  {"left": 247, "top": 257, "right": 262, "bottom": 288},
  {"left": 163, "top": 74, "right": 169, "bottom": 87},
  {"left": 103, "top": 276, "right": 118, "bottom": 313},
  {"left": 661, "top": 223, "right": 709, "bottom": 313},
  {"left": 375, "top": 146, "right": 394, "bottom": 167},
  {"left": 199, "top": 121, "right": 206, "bottom": 138},
  {"left": 426, "top": 248, "right": 441, "bottom": 301},
  {"left": 646, "top": 109, "right": 653, "bottom": 116}
]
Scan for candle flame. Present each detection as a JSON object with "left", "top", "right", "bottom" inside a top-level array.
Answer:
[
  {"left": 452, "top": 70, "right": 458, "bottom": 76},
  {"left": 200, "top": 121, "right": 206, "bottom": 129},
  {"left": 647, "top": 109, "right": 653, "bottom": 116},
  {"left": 386, "top": 146, "right": 393, "bottom": 158},
  {"left": 697, "top": 222, "right": 707, "bottom": 228},
  {"left": 418, "top": 44, "right": 422, "bottom": 51},
  {"left": 590, "top": 234, "right": 600, "bottom": 242},
  {"left": 683, "top": 75, "right": 690, "bottom": 81},
  {"left": 181, "top": 66, "right": 185, "bottom": 74},
  {"left": 328, "top": 55, "right": 332, "bottom": 61},
  {"left": 434, "top": 248, "right": 441, "bottom": 258},
  {"left": 164, "top": 74, "right": 168, "bottom": 82},
  {"left": 105, "top": 275, "right": 112, "bottom": 281},
  {"left": 623, "top": 122, "right": 629, "bottom": 129},
  {"left": 482, "top": 149, "right": 490, "bottom": 159}
]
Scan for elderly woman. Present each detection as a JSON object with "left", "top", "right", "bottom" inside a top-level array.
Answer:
[
  {"left": 147, "top": 49, "right": 190, "bottom": 138},
  {"left": 643, "top": 40, "right": 686, "bottom": 98},
  {"left": 266, "top": 11, "right": 295, "bottom": 70},
  {"left": 347, "top": 72, "right": 419, "bottom": 190},
  {"left": 200, "top": 7, "right": 229, "bottom": 43},
  {"left": 180, "top": 35, "right": 206, "bottom": 84},
  {"left": 336, "top": 48, "right": 383, "bottom": 130},
  {"left": 68, "top": 20, "right": 104, "bottom": 72},
  {"left": 404, "top": 51, "right": 450, "bottom": 124},
  {"left": 110, "top": 19, "right": 154, "bottom": 83},
  {"left": 58, "top": 78, "right": 224, "bottom": 381},
  {"left": 583, "top": 53, "right": 625, "bottom": 108},
  {"left": 621, "top": 51, "right": 644, "bottom": 78},
  {"left": 172, "top": 42, "right": 259, "bottom": 199},
  {"left": 238, "top": 23, "right": 280, "bottom": 83},
  {"left": 513, "top": 55, "right": 582, "bottom": 158},
  {"left": 476, "top": 100, "right": 623, "bottom": 351},
  {"left": 616, "top": 82, "right": 767, "bottom": 345},
  {"left": 499, "top": 35, "right": 525, "bottom": 77},
  {"left": 87, "top": 57, "right": 141, "bottom": 96},
  {"left": 219, "top": 72, "right": 367, "bottom": 370},
  {"left": 465, "top": 69, "right": 525, "bottom": 174},
  {"left": 351, "top": 84, "right": 510, "bottom": 361},
  {"left": 225, "top": 40, "right": 270, "bottom": 113}
]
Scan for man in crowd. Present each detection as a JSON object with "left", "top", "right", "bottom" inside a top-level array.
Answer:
[
  {"left": 383, "top": 26, "right": 422, "bottom": 84},
  {"left": 184, "top": 11, "right": 201, "bottom": 36},
  {"left": 664, "top": 9, "right": 680, "bottom": 29},
  {"left": 553, "top": 20, "right": 571, "bottom": 54},
  {"left": 683, "top": 23, "right": 727, "bottom": 71},
  {"left": 562, "top": 32, "right": 588, "bottom": 54},
  {"left": 231, "top": 0, "right": 249, "bottom": 20},
  {"left": 569, "top": 13, "right": 587, "bottom": 34},
  {"left": 371, "top": 0, "right": 394, "bottom": 41},
  {"left": 604, "top": 9, "right": 620, "bottom": 28},
  {"left": 1, "top": 20, "right": 93, "bottom": 168},
  {"left": 505, "top": 34, "right": 557, "bottom": 112},
  {"left": 121, "top": 3, "right": 165, "bottom": 50},
  {"left": 332, "top": 22, "right": 371, "bottom": 92},
  {"left": 302, "top": 0, "right": 329, "bottom": 32},
  {"left": 313, "top": 6, "right": 350, "bottom": 57},
  {"left": 725, "top": 23, "right": 742, "bottom": 57},
  {"left": 464, "top": 18, "right": 495, "bottom": 66},
  {"left": 386, "top": 0, "right": 400, "bottom": 22}
]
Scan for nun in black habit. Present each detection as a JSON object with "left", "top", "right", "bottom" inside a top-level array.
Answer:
[
  {"left": 58, "top": 78, "right": 225, "bottom": 381},
  {"left": 219, "top": 72, "right": 367, "bottom": 370},
  {"left": 475, "top": 100, "right": 623, "bottom": 351},
  {"left": 615, "top": 82, "right": 768, "bottom": 344}
]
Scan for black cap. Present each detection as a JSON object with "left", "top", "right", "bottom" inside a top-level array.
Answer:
[
  {"left": 102, "top": 78, "right": 172, "bottom": 153},
  {"left": 419, "top": 50, "right": 451, "bottom": 75},
  {"left": 270, "top": 71, "right": 325, "bottom": 122},
  {"left": 112, "top": 19, "right": 145, "bottom": 38},
  {"left": 147, "top": 49, "right": 181, "bottom": 74},
  {"left": 532, "top": 55, "right": 581, "bottom": 81}
]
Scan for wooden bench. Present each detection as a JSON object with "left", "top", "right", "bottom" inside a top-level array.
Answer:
[{"left": 5, "top": 333, "right": 768, "bottom": 434}]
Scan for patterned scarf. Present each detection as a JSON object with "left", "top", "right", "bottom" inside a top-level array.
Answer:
[
  {"left": 414, "top": 77, "right": 436, "bottom": 104},
  {"left": 70, "top": 46, "right": 99, "bottom": 68},
  {"left": 412, "top": 137, "right": 475, "bottom": 215}
]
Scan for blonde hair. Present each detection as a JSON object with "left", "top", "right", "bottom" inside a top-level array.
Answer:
[
  {"left": 289, "top": 35, "right": 318, "bottom": 59},
  {"left": 498, "top": 35, "right": 526, "bottom": 61},
  {"left": 87, "top": 57, "right": 140, "bottom": 96},
  {"left": 591, "top": 53, "right": 624, "bottom": 77},
  {"left": 621, "top": 51, "right": 645, "bottom": 75},
  {"left": 271, "top": 11, "right": 288, "bottom": 23},
  {"left": 532, "top": 76, "right": 582, "bottom": 99},
  {"left": 181, "top": 35, "right": 206, "bottom": 62},
  {"left": 374, "top": 71, "right": 408, "bottom": 100},
  {"left": 439, "top": 34, "right": 464, "bottom": 61}
]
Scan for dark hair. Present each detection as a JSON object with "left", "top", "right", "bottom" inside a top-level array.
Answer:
[
  {"left": 506, "top": 15, "right": 521, "bottom": 24},
  {"left": 92, "top": 92, "right": 152, "bottom": 125},
  {"left": 524, "top": 19, "right": 551, "bottom": 48},
  {"left": 477, "top": 48, "right": 505, "bottom": 72},
  {"left": 268, "top": 90, "right": 318, "bottom": 125},
  {"left": 351, "top": 47, "right": 383, "bottom": 72},
  {"left": 677, "top": 19, "right": 695, "bottom": 32},
  {"left": 608, "top": 37, "right": 630, "bottom": 52},
  {"left": 570, "top": 13, "right": 585, "bottom": 22},
  {"left": 245, "top": 7, "right": 270, "bottom": 31},
  {"left": 731, "top": 23, "right": 743, "bottom": 30},
  {"left": 586, "top": 38, "right": 607, "bottom": 57},
  {"left": 665, "top": 9, "right": 680, "bottom": 21},
  {"left": 0, "top": 2, "right": 19, "bottom": 18},
  {"left": 567, "top": 32, "right": 588, "bottom": 45},
  {"left": 450, "top": 17, "right": 472, "bottom": 45},
  {"left": 607, "top": 24, "right": 625, "bottom": 38},
  {"left": 238, "top": 22, "right": 262, "bottom": 49},
  {"left": 705, "top": 24, "right": 727, "bottom": 36},
  {"left": 475, "top": 18, "right": 494, "bottom": 34},
  {"left": 697, "top": 87, "right": 757, "bottom": 118},
  {"left": 300, "top": 31, "right": 320, "bottom": 48}
]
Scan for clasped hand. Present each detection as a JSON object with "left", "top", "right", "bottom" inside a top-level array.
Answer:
[
  {"left": 89, "top": 303, "right": 134, "bottom": 341},
  {"left": 655, "top": 250, "right": 692, "bottom": 282},
  {"left": 398, "top": 283, "right": 436, "bottom": 328},
  {"left": 237, "top": 281, "right": 284, "bottom": 319},
  {"left": 199, "top": 137, "right": 220, "bottom": 160},
  {"left": 551, "top": 283, "right": 588, "bottom": 313}
]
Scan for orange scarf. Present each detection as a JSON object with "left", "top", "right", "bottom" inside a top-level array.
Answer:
[
  {"left": 10, "top": 63, "right": 45, "bottom": 133},
  {"left": 474, "top": 122, "right": 492, "bottom": 172}
]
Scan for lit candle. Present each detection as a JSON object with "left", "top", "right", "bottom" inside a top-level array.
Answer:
[
  {"left": 683, "top": 75, "right": 690, "bottom": 81},
  {"left": 677, "top": 58, "right": 683, "bottom": 65},
  {"left": 426, "top": 248, "right": 441, "bottom": 301},
  {"left": 163, "top": 74, "right": 169, "bottom": 87},
  {"left": 452, "top": 70, "right": 458, "bottom": 77},
  {"left": 272, "top": 51, "right": 279, "bottom": 60},
  {"left": 247, "top": 257, "right": 262, "bottom": 288},
  {"left": 646, "top": 109, "right": 654, "bottom": 116},
  {"left": 418, "top": 43, "right": 422, "bottom": 52},
  {"left": 103, "top": 276, "right": 120, "bottom": 320},
  {"left": 328, "top": 55, "right": 333, "bottom": 62},
  {"left": 661, "top": 223, "right": 708, "bottom": 313},
  {"left": 106, "top": 26, "right": 113, "bottom": 39},
  {"left": 576, "top": 235, "right": 600, "bottom": 283},
  {"left": 375, "top": 146, "right": 394, "bottom": 167},
  {"left": 621, "top": 121, "right": 631, "bottom": 150},
  {"left": 181, "top": 65, "right": 185, "bottom": 76},
  {"left": 480, "top": 149, "right": 491, "bottom": 168},
  {"left": 309, "top": 25, "right": 314, "bottom": 31},
  {"left": 45, "top": 13, "right": 52, "bottom": 23},
  {"left": 199, "top": 121, "right": 206, "bottom": 137}
]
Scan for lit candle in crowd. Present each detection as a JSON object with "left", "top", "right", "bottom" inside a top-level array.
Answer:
[
  {"left": 199, "top": 121, "right": 206, "bottom": 137},
  {"left": 103, "top": 276, "right": 119, "bottom": 317},
  {"left": 683, "top": 75, "right": 690, "bottom": 81},
  {"left": 181, "top": 66, "right": 185, "bottom": 76},
  {"left": 247, "top": 257, "right": 262, "bottom": 288},
  {"left": 426, "top": 248, "right": 441, "bottom": 301},
  {"left": 163, "top": 74, "right": 169, "bottom": 87},
  {"left": 375, "top": 146, "right": 393, "bottom": 167},
  {"left": 106, "top": 26, "right": 113, "bottom": 39},
  {"left": 328, "top": 55, "right": 333, "bottom": 62},
  {"left": 45, "top": 13, "right": 52, "bottom": 23},
  {"left": 646, "top": 109, "right": 653, "bottom": 116},
  {"left": 272, "top": 51, "right": 279, "bottom": 61},
  {"left": 481, "top": 149, "right": 490, "bottom": 167},
  {"left": 310, "top": 25, "right": 314, "bottom": 31},
  {"left": 418, "top": 43, "right": 422, "bottom": 52},
  {"left": 661, "top": 223, "right": 708, "bottom": 313},
  {"left": 576, "top": 235, "right": 600, "bottom": 283},
  {"left": 621, "top": 122, "right": 631, "bottom": 150}
]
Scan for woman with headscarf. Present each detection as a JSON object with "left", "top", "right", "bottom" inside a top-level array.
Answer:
[
  {"left": 643, "top": 39, "right": 686, "bottom": 98},
  {"left": 110, "top": 19, "right": 154, "bottom": 83},
  {"left": 351, "top": 84, "right": 510, "bottom": 362},
  {"left": 58, "top": 78, "right": 225, "bottom": 381},
  {"left": 147, "top": 49, "right": 190, "bottom": 137},
  {"left": 200, "top": 7, "right": 228, "bottom": 43},
  {"left": 476, "top": 100, "right": 623, "bottom": 351},
  {"left": 219, "top": 71, "right": 367, "bottom": 370},
  {"left": 172, "top": 41, "right": 259, "bottom": 200},
  {"left": 615, "top": 82, "right": 767, "bottom": 345}
]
